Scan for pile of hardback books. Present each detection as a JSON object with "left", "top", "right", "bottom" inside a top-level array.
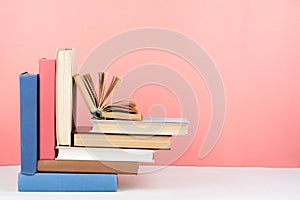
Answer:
[{"left": 18, "top": 48, "right": 189, "bottom": 192}]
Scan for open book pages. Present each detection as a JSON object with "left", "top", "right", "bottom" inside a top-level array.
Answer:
[{"left": 74, "top": 72, "right": 142, "bottom": 120}]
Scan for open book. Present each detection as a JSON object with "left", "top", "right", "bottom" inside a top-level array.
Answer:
[{"left": 74, "top": 72, "right": 142, "bottom": 120}]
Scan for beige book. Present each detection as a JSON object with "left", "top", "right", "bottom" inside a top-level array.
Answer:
[
  {"left": 56, "top": 48, "right": 77, "bottom": 146},
  {"left": 73, "top": 127, "right": 171, "bottom": 149},
  {"left": 90, "top": 117, "right": 190, "bottom": 136}
]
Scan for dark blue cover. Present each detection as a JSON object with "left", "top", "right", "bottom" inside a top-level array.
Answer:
[
  {"left": 19, "top": 73, "right": 38, "bottom": 175},
  {"left": 18, "top": 173, "right": 118, "bottom": 192}
]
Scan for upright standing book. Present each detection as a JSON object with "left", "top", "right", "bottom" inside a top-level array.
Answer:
[
  {"left": 56, "top": 48, "right": 76, "bottom": 146},
  {"left": 39, "top": 58, "right": 56, "bottom": 159},
  {"left": 19, "top": 72, "right": 38, "bottom": 174},
  {"left": 18, "top": 173, "right": 117, "bottom": 192}
]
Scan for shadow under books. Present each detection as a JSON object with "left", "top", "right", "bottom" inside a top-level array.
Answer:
[{"left": 118, "top": 173, "right": 154, "bottom": 191}]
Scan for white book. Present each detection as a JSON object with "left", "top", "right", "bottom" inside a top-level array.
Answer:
[
  {"left": 55, "top": 48, "right": 77, "bottom": 146},
  {"left": 56, "top": 146, "right": 154, "bottom": 163},
  {"left": 90, "top": 117, "right": 190, "bottom": 135}
]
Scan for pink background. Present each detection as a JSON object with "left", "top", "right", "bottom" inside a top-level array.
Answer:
[{"left": 1, "top": 0, "right": 300, "bottom": 167}]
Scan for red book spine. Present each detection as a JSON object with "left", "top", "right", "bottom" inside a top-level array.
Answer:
[{"left": 39, "top": 58, "right": 56, "bottom": 159}]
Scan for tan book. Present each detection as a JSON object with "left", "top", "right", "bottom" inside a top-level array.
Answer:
[
  {"left": 73, "top": 127, "right": 171, "bottom": 149},
  {"left": 37, "top": 160, "right": 138, "bottom": 174},
  {"left": 56, "top": 48, "right": 77, "bottom": 146},
  {"left": 74, "top": 72, "right": 142, "bottom": 121},
  {"left": 90, "top": 117, "right": 190, "bottom": 136}
]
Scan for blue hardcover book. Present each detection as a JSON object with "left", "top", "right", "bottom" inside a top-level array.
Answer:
[
  {"left": 19, "top": 72, "right": 38, "bottom": 175},
  {"left": 18, "top": 173, "right": 117, "bottom": 192}
]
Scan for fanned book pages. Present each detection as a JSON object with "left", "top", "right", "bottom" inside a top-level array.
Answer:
[{"left": 74, "top": 72, "right": 142, "bottom": 120}]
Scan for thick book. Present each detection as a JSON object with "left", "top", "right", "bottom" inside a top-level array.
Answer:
[
  {"left": 74, "top": 72, "right": 142, "bottom": 120},
  {"left": 74, "top": 126, "right": 171, "bottom": 149},
  {"left": 18, "top": 172, "right": 117, "bottom": 192},
  {"left": 90, "top": 117, "right": 190, "bottom": 135},
  {"left": 19, "top": 72, "right": 38, "bottom": 175},
  {"left": 56, "top": 146, "right": 154, "bottom": 162},
  {"left": 56, "top": 48, "right": 76, "bottom": 146},
  {"left": 39, "top": 58, "right": 56, "bottom": 159},
  {"left": 37, "top": 160, "right": 138, "bottom": 174}
]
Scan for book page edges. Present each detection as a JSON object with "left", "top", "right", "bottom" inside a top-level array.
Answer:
[{"left": 74, "top": 74, "right": 97, "bottom": 112}]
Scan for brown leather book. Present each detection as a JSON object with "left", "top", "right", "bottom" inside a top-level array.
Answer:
[{"left": 37, "top": 160, "right": 138, "bottom": 174}]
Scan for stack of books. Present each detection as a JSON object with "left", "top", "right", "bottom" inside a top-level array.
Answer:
[{"left": 18, "top": 48, "right": 189, "bottom": 192}]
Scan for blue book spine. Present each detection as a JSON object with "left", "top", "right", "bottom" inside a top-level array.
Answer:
[
  {"left": 18, "top": 173, "right": 117, "bottom": 192},
  {"left": 19, "top": 73, "right": 38, "bottom": 175}
]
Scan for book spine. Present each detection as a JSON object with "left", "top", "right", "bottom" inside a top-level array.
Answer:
[
  {"left": 56, "top": 147, "right": 154, "bottom": 162},
  {"left": 39, "top": 59, "right": 56, "bottom": 160},
  {"left": 19, "top": 73, "right": 38, "bottom": 174},
  {"left": 18, "top": 173, "right": 117, "bottom": 192},
  {"left": 55, "top": 49, "right": 76, "bottom": 146},
  {"left": 37, "top": 160, "right": 138, "bottom": 174}
]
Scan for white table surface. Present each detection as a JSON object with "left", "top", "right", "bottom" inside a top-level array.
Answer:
[{"left": 0, "top": 165, "right": 299, "bottom": 199}]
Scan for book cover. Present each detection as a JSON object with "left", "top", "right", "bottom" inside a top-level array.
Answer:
[
  {"left": 56, "top": 48, "right": 76, "bottom": 146},
  {"left": 19, "top": 72, "right": 38, "bottom": 174},
  {"left": 90, "top": 117, "right": 190, "bottom": 135},
  {"left": 37, "top": 160, "right": 139, "bottom": 174},
  {"left": 18, "top": 172, "right": 117, "bottom": 192},
  {"left": 74, "top": 126, "right": 171, "bottom": 149},
  {"left": 39, "top": 58, "right": 56, "bottom": 159},
  {"left": 56, "top": 146, "right": 154, "bottom": 162}
]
